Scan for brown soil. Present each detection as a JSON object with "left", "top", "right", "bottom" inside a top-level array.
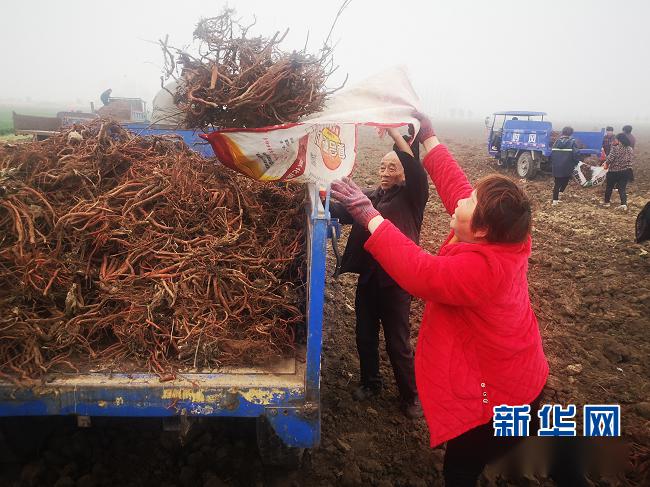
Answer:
[{"left": 0, "top": 122, "right": 648, "bottom": 486}]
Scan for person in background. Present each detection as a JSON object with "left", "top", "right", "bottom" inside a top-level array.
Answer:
[
  {"left": 329, "top": 113, "right": 569, "bottom": 486},
  {"left": 100, "top": 88, "right": 112, "bottom": 106},
  {"left": 621, "top": 125, "right": 636, "bottom": 182},
  {"left": 329, "top": 127, "right": 429, "bottom": 419},
  {"left": 550, "top": 126, "right": 580, "bottom": 205},
  {"left": 602, "top": 126, "right": 615, "bottom": 156},
  {"left": 602, "top": 133, "right": 634, "bottom": 210},
  {"left": 622, "top": 125, "right": 636, "bottom": 148}
]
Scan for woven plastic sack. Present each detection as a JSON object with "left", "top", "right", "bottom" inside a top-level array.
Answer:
[
  {"left": 573, "top": 161, "right": 607, "bottom": 188},
  {"left": 201, "top": 67, "right": 421, "bottom": 186}
]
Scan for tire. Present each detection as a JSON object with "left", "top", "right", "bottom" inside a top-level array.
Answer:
[
  {"left": 516, "top": 152, "right": 538, "bottom": 179},
  {"left": 256, "top": 416, "right": 304, "bottom": 469}
]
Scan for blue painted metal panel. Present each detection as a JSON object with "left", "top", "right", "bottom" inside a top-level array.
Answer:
[
  {"left": 501, "top": 120, "right": 553, "bottom": 157},
  {"left": 301, "top": 187, "right": 329, "bottom": 447},
  {"left": 265, "top": 409, "right": 319, "bottom": 448},
  {"left": 0, "top": 386, "right": 296, "bottom": 417},
  {"left": 573, "top": 129, "right": 605, "bottom": 155},
  {"left": 305, "top": 193, "right": 327, "bottom": 402},
  {"left": 122, "top": 123, "right": 215, "bottom": 158}
]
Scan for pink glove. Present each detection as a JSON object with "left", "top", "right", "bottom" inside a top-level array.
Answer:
[
  {"left": 414, "top": 112, "right": 436, "bottom": 141},
  {"left": 330, "top": 177, "right": 380, "bottom": 228}
]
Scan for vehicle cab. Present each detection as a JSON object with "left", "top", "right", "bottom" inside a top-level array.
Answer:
[{"left": 486, "top": 111, "right": 550, "bottom": 158}]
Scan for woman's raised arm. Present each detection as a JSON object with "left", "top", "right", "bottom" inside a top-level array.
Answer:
[{"left": 414, "top": 113, "right": 473, "bottom": 215}]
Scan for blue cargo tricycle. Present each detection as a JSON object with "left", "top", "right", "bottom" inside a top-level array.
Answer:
[{"left": 486, "top": 111, "right": 605, "bottom": 179}]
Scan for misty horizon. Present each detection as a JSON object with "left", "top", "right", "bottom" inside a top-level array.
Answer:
[{"left": 1, "top": 0, "right": 648, "bottom": 127}]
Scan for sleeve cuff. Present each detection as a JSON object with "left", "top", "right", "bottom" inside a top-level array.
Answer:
[
  {"left": 422, "top": 143, "right": 448, "bottom": 167},
  {"left": 364, "top": 218, "right": 393, "bottom": 253}
]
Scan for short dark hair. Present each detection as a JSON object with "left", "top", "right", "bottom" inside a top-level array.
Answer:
[
  {"left": 616, "top": 133, "right": 631, "bottom": 147},
  {"left": 606, "top": 126, "right": 614, "bottom": 132},
  {"left": 472, "top": 175, "right": 532, "bottom": 244},
  {"left": 622, "top": 125, "right": 632, "bottom": 134},
  {"left": 561, "top": 126, "right": 574, "bottom": 136}
]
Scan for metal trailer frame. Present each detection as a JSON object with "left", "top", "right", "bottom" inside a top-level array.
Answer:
[{"left": 0, "top": 126, "right": 335, "bottom": 451}]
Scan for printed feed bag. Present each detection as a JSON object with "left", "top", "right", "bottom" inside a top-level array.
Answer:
[{"left": 201, "top": 66, "right": 421, "bottom": 186}]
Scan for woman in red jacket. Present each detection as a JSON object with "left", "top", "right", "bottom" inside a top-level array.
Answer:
[{"left": 331, "top": 114, "right": 549, "bottom": 486}]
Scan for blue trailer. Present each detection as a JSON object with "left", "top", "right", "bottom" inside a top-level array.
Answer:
[
  {"left": 121, "top": 123, "right": 217, "bottom": 158},
  {"left": 486, "top": 111, "right": 605, "bottom": 179},
  {"left": 0, "top": 124, "right": 339, "bottom": 467}
]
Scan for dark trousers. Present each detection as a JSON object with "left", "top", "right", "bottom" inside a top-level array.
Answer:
[
  {"left": 604, "top": 169, "right": 631, "bottom": 205},
  {"left": 355, "top": 278, "right": 417, "bottom": 402},
  {"left": 443, "top": 392, "right": 588, "bottom": 486},
  {"left": 552, "top": 176, "right": 570, "bottom": 200}
]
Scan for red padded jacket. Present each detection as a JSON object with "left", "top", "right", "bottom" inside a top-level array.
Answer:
[{"left": 364, "top": 144, "right": 548, "bottom": 447}]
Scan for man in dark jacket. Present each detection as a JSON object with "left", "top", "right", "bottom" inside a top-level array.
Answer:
[
  {"left": 330, "top": 127, "right": 429, "bottom": 418},
  {"left": 100, "top": 88, "right": 112, "bottom": 106},
  {"left": 550, "top": 126, "right": 580, "bottom": 205}
]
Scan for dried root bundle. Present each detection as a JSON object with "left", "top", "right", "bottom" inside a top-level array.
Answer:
[
  {"left": 160, "top": 4, "right": 350, "bottom": 129},
  {"left": 0, "top": 121, "right": 306, "bottom": 383}
]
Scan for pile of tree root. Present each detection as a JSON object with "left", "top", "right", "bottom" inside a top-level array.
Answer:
[
  {"left": 159, "top": 5, "right": 350, "bottom": 129},
  {"left": 0, "top": 121, "right": 306, "bottom": 384}
]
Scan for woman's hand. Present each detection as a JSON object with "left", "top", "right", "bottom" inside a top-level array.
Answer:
[
  {"left": 414, "top": 112, "right": 436, "bottom": 141},
  {"left": 413, "top": 112, "right": 440, "bottom": 155},
  {"left": 330, "top": 178, "right": 380, "bottom": 229}
]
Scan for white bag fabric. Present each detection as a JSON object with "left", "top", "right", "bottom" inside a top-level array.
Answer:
[
  {"left": 202, "top": 66, "right": 421, "bottom": 186},
  {"left": 151, "top": 80, "right": 185, "bottom": 126},
  {"left": 573, "top": 161, "right": 607, "bottom": 187}
]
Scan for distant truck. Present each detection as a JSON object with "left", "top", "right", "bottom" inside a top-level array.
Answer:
[
  {"left": 486, "top": 111, "right": 605, "bottom": 179},
  {"left": 12, "top": 97, "right": 148, "bottom": 141},
  {"left": 96, "top": 97, "right": 148, "bottom": 123},
  {"left": 12, "top": 111, "right": 99, "bottom": 141}
]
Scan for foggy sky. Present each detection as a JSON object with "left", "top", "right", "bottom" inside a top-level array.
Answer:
[{"left": 1, "top": 0, "right": 648, "bottom": 124}]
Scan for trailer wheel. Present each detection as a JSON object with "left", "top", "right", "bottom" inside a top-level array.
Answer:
[
  {"left": 256, "top": 416, "right": 304, "bottom": 469},
  {"left": 516, "top": 152, "right": 538, "bottom": 179}
]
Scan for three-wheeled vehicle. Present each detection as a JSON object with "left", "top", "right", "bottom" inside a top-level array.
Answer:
[{"left": 486, "top": 111, "right": 605, "bottom": 179}]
